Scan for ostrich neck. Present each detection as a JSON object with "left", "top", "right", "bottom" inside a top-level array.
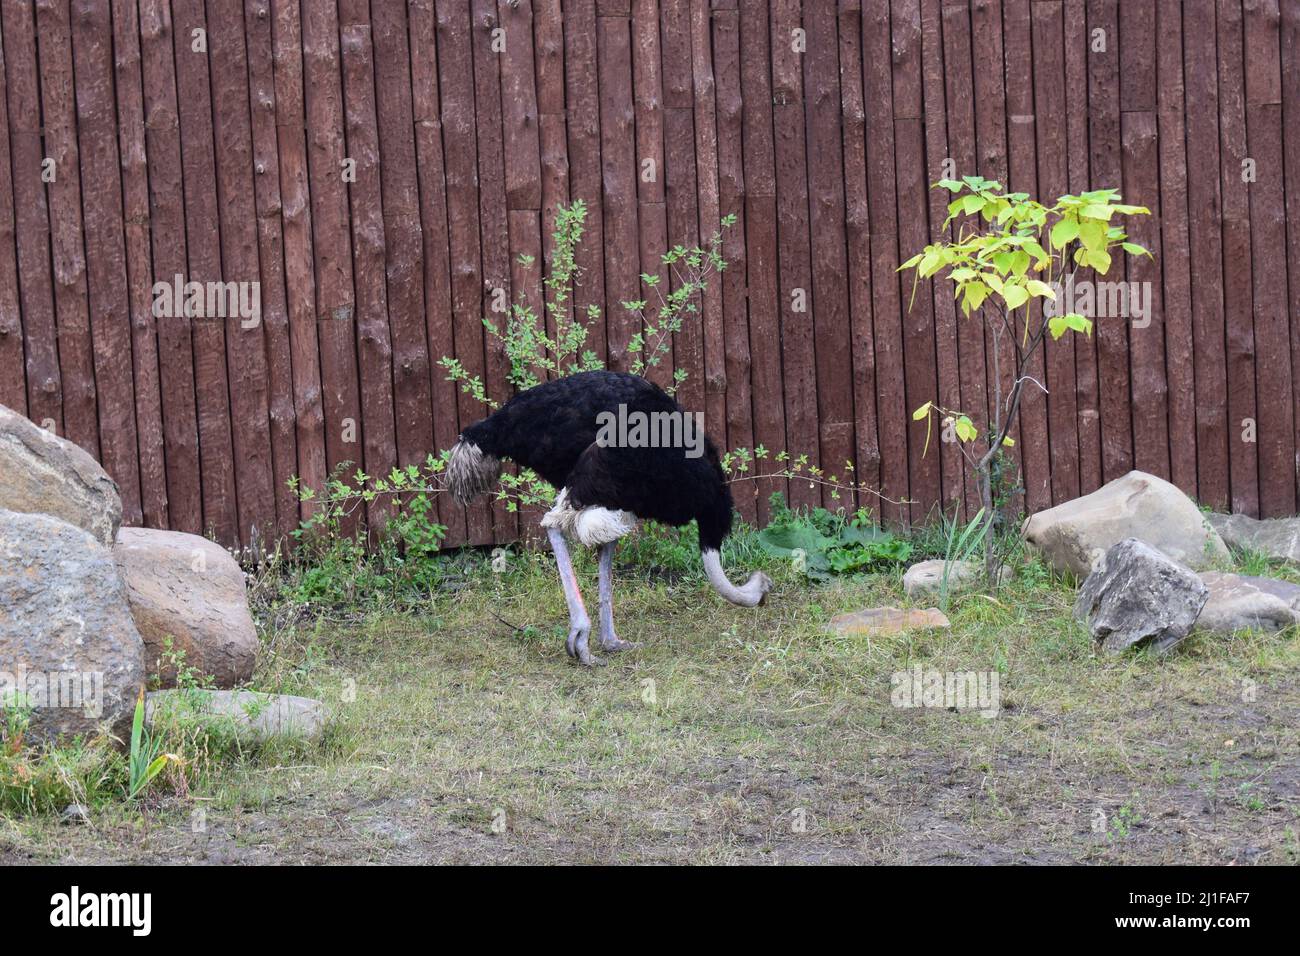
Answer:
[{"left": 702, "top": 549, "right": 761, "bottom": 606}]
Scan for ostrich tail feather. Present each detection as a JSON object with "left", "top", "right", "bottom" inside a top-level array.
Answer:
[{"left": 447, "top": 439, "right": 501, "bottom": 505}]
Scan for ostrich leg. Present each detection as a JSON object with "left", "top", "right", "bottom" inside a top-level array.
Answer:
[
  {"left": 596, "top": 542, "right": 639, "bottom": 653},
  {"left": 547, "top": 528, "right": 598, "bottom": 666}
]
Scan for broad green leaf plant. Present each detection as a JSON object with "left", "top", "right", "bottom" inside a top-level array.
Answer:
[{"left": 899, "top": 176, "right": 1150, "bottom": 578}]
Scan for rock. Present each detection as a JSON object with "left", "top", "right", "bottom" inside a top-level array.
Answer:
[
  {"left": 113, "top": 528, "right": 257, "bottom": 689},
  {"left": 902, "top": 559, "right": 1011, "bottom": 598},
  {"left": 1023, "top": 470, "right": 1228, "bottom": 577},
  {"left": 59, "top": 803, "right": 90, "bottom": 825},
  {"left": 0, "top": 403, "right": 122, "bottom": 546},
  {"left": 829, "top": 606, "right": 951, "bottom": 637},
  {"left": 0, "top": 510, "right": 144, "bottom": 743},
  {"left": 1194, "top": 571, "right": 1300, "bottom": 636},
  {"left": 1073, "top": 538, "right": 1209, "bottom": 654},
  {"left": 145, "top": 690, "right": 328, "bottom": 744},
  {"left": 1207, "top": 512, "right": 1300, "bottom": 564}
]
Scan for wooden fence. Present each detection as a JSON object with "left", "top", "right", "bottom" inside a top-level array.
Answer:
[{"left": 0, "top": 0, "right": 1296, "bottom": 549}]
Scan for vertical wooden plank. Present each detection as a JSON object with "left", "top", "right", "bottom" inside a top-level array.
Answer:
[
  {"left": 68, "top": 0, "right": 142, "bottom": 524},
  {"left": 1283, "top": 0, "right": 1300, "bottom": 513},
  {"left": 564, "top": 0, "right": 609, "bottom": 369},
  {"left": 689, "top": 0, "right": 727, "bottom": 444},
  {"left": 1217, "top": 0, "right": 1259, "bottom": 515},
  {"left": 1243, "top": 0, "right": 1293, "bottom": 516},
  {"left": 35, "top": 0, "right": 98, "bottom": 457},
  {"left": 534, "top": 0, "right": 570, "bottom": 366},
  {"left": 244, "top": 0, "right": 301, "bottom": 541},
  {"left": 209, "top": 0, "right": 276, "bottom": 548},
  {"left": 713, "top": 4, "right": 756, "bottom": 524},
  {"left": 1089, "top": 0, "right": 1132, "bottom": 487},
  {"left": 941, "top": 0, "right": 990, "bottom": 518},
  {"left": 302, "top": 0, "right": 365, "bottom": 538},
  {"left": 338, "top": 5, "right": 399, "bottom": 529},
  {"left": 1122, "top": 110, "right": 1172, "bottom": 480},
  {"left": 1156, "top": 0, "right": 1199, "bottom": 498},
  {"left": 171, "top": 0, "right": 239, "bottom": 543},
  {"left": 499, "top": 0, "right": 545, "bottom": 541},
  {"left": 138, "top": 0, "right": 202, "bottom": 535},
  {"left": 0, "top": 6, "right": 28, "bottom": 416},
  {"left": 1183, "top": 0, "right": 1230, "bottom": 508},
  {"left": 436, "top": 1, "right": 494, "bottom": 543},
  {"left": 661, "top": 0, "right": 702, "bottom": 415},
  {"left": 1032, "top": 2, "right": 1080, "bottom": 505},
  {"left": 1221, "top": 24, "right": 1261, "bottom": 518},
  {"left": 499, "top": 0, "right": 542, "bottom": 212},
  {"left": 470, "top": 0, "right": 518, "bottom": 543},
  {"left": 862, "top": 0, "right": 909, "bottom": 525},
  {"left": 837, "top": 1, "right": 880, "bottom": 517},
  {"left": 111, "top": 0, "right": 168, "bottom": 529},
  {"left": 270, "top": 0, "right": 327, "bottom": 533},
  {"left": 739, "top": 0, "right": 788, "bottom": 524},
  {"left": 4, "top": 1, "right": 62, "bottom": 431},
  {"left": 919, "top": 0, "right": 965, "bottom": 517},
  {"left": 772, "top": 0, "right": 819, "bottom": 512},
  {"left": 1064, "top": 0, "right": 1101, "bottom": 495},
  {"left": 892, "top": 0, "right": 941, "bottom": 523},
  {"left": 971, "top": 0, "right": 1021, "bottom": 487},
  {"left": 804, "top": 0, "right": 855, "bottom": 512},
  {"left": 1118, "top": 0, "right": 1167, "bottom": 484},
  {"left": 408, "top": 0, "right": 468, "bottom": 545},
  {"left": 1003, "top": 0, "right": 1049, "bottom": 512},
  {"left": 630, "top": 0, "right": 672, "bottom": 392},
  {"left": 597, "top": 10, "right": 641, "bottom": 376},
  {"left": 371, "top": 0, "right": 434, "bottom": 475}
]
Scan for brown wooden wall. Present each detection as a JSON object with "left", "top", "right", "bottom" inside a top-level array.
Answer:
[{"left": 0, "top": 0, "right": 1296, "bottom": 549}]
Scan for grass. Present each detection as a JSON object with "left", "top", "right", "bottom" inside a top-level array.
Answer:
[{"left": 2, "top": 524, "right": 1298, "bottom": 864}]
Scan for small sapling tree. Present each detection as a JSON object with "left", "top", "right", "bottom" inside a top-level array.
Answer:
[{"left": 899, "top": 176, "right": 1151, "bottom": 578}]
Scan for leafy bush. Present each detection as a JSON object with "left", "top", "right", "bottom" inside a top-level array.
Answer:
[{"left": 756, "top": 494, "right": 912, "bottom": 580}]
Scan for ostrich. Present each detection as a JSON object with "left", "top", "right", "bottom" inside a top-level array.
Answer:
[{"left": 447, "top": 370, "right": 772, "bottom": 666}]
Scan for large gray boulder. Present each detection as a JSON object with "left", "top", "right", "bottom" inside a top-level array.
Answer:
[
  {"left": 0, "top": 403, "right": 122, "bottom": 546},
  {"left": 1194, "top": 571, "right": 1300, "bottom": 637},
  {"left": 1023, "top": 470, "right": 1228, "bottom": 577},
  {"left": 0, "top": 509, "right": 144, "bottom": 743},
  {"left": 113, "top": 527, "right": 257, "bottom": 689},
  {"left": 1206, "top": 512, "right": 1300, "bottom": 565},
  {"left": 1073, "top": 538, "right": 1209, "bottom": 655}
]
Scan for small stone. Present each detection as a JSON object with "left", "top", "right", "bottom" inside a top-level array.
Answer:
[
  {"left": 1073, "top": 538, "right": 1208, "bottom": 655},
  {"left": 902, "top": 559, "right": 1011, "bottom": 598},
  {"left": 59, "top": 803, "right": 90, "bottom": 825},
  {"left": 829, "top": 606, "right": 951, "bottom": 637},
  {"left": 145, "top": 690, "right": 329, "bottom": 745}
]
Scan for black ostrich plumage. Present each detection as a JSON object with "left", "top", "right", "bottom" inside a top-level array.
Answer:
[{"left": 459, "top": 371, "right": 735, "bottom": 550}]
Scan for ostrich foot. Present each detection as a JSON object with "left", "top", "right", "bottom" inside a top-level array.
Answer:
[
  {"left": 565, "top": 616, "right": 603, "bottom": 667},
  {"left": 597, "top": 632, "right": 640, "bottom": 653}
]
